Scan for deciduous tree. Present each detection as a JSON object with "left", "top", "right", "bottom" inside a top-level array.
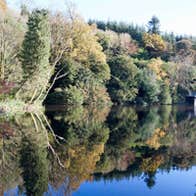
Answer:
[{"left": 143, "top": 33, "right": 166, "bottom": 58}]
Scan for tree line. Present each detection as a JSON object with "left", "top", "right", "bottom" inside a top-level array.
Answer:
[{"left": 0, "top": 2, "right": 195, "bottom": 111}]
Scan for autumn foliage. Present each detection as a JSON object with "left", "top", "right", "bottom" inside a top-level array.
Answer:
[
  {"left": 0, "top": 0, "right": 6, "bottom": 12},
  {"left": 143, "top": 33, "right": 166, "bottom": 57},
  {"left": 0, "top": 80, "right": 15, "bottom": 94}
]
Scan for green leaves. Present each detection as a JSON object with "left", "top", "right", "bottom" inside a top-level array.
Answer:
[{"left": 107, "top": 55, "right": 139, "bottom": 104}]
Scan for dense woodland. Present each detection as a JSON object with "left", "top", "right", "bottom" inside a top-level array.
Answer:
[
  {"left": 0, "top": 1, "right": 195, "bottom": 195},
  {"left": 0, "top": 0, "right": 195, "bottom": 112}
]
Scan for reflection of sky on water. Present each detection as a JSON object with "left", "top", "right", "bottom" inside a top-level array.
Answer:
[
  {"left": 4, "top": 167, "right": 196, "bottom": 196},
  {"left": 4, "top": 187, "right": 18, "bottom": 196},
  {"left": 2, "top": 105, "right": 196, "bottom": 196},
  {"left": 73, "top": 167, "right": 196, "bottom": 196}
]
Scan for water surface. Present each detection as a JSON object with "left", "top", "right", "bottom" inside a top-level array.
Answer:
[{"left": 1, "top": 105, "right": 195, "bottom": 196}]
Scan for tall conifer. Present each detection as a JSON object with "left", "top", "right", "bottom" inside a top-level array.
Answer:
[{"left": 19, "top": 9, "right": 51, "bottom": 102}]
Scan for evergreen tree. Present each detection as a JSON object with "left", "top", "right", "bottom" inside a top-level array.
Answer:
[
  {"left": 19, "top": 9, "right": 51, "bottom": 102},
  {"left": 18, "top": 114, "right": 49, "bottom": 196},
  {"left": 20, "top": 136, "right": 48, "bottom": 196},
  {"left": 20, "top": 4, "right": 30, "bottom": 17},
  {"left": 20, "top": 9, "right": 50, "bottom": 77},
  {"left": 148, "top": 16, "right": 160, "bottom": 34},
  {"left": 107, "top": 55, "right": 139, "bottom": 104},
  {"left": 137, "top": 68, "right": 161, "bottom": 104}
]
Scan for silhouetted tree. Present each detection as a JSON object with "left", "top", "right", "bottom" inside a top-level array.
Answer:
[{"left": 148, "top": 16, "right": 160, "bottom": 34}]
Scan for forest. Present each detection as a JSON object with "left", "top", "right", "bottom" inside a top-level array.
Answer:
[
  {"left": 0, "top": 1, "right": 195, "bottom": 195},
  {"left": 0, "top": 0, "right": 196, "bottom": 113}
]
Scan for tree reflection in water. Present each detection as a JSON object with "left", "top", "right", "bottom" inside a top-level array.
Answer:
[{"left": 0, "top": 105, "right": 195, "bottom": 195}]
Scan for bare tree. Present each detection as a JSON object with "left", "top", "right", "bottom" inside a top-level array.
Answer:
[{"left": 0, "top": 11, "right": 25, "bottom": 82}]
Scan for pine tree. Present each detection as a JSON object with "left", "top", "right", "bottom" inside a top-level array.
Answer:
[
  {"left": 20, "top": 4, "right": 30, "bottom": 17},
  {"left": 19, "top": 9, "right": 51, "bottom": 102},
  {"left": 21, "top": 9, "right": 50, "bottom": 77},
  {"left": 148, "top": 16, "right": 160, "bottom": 34},
  {"left": 20, "top": 136, "right": 48, "bottom": 196}
]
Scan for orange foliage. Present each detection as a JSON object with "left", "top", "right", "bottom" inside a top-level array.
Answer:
[{"left": 146, "top": 128, "right": 166, "bottom": 149}]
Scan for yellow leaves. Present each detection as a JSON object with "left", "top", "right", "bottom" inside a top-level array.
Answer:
[
  {"left": 143, "top": 33, "right": 166, "bottom": 52},
  {"left": 50, "top": 15, "right": 108, "bottom": 75},
  {"left": 147, "top": 58, "right": 167, "bottom": 80},
  {"left": 64, "top": 143, "right": 104, "bottom": 190},
  {"left": 159, "top": 130, "right": 166, "bottom": 137},
  {"left": 140, "top": 155, "right": 164, "bottom": 173},
  {"left": 69, "top": 19, "right": 106, "bottom": 66},
  {"left": 0, "top": 0, "right": 6, "bottom": 12},
  {"left": 146, "top": 128, "right": 166, "bottom": 149}
]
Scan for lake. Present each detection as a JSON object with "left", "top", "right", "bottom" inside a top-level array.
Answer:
[{"left": 1, "top": 105, "right": 195, "bottom": 196}]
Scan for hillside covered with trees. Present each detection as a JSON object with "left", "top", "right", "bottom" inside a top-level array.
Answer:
[{"left": 0, "top": 1, "right": 195, "bottom": 112}]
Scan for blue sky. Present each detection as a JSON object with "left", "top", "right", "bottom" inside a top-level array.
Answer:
[{"left": 7, "top": 0, "right": 196, "bottom": 35}]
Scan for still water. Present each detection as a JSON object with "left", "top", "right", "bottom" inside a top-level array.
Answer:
[{"left": 1, "top": 105, "right": 195, "bottom": 196}]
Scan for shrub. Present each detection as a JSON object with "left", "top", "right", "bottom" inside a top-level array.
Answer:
[{"left": 64, "top": 86, "right": 84, "bottom": 106}]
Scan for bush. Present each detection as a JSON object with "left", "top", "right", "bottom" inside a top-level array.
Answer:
[
  {"left": 137, "top": 68, "right": 161, "bottom": 105},
  {"left": 159, "top": 82, "right": 172, "bottom": 104},
  {"left": 107, "top": 55, "right": 139, "bottom": 104},
  {"left": 64, "top": 86, "right": 84, "bottom": 106},
  {"left": 46, "top": 86, "right": 84, "bottom": 106},
  {"left": 84, "top": 83, "right": 111, "bottom": 106}
]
